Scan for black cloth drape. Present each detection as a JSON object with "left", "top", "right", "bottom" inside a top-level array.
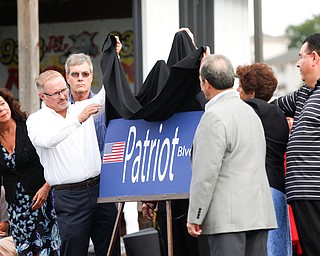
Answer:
[
  {"left": 100, "top": 30, "right": 206, "bottom": 122},
  {"left": 100, "top": 31, "right": 206, "bottom": 255}
]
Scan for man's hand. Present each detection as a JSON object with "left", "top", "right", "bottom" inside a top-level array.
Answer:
[
  {"left": 78, "top": 103, "right": 101, "bottom": 124},
  {"left": 115, "top": 36, "right": 122, "bottom": 56},
  {"left": 0, "top": 221, "right": 9, "bottom": 236},
  {"left": 179, "top": 27, "right": 195, "bottom": 46},
  {"left": 187, "top": 222, "right": 202, "bottom": 237},
  {"left": 141, "top": 202, "right": 156, "bottom": 221},
  {"left": 204, "top": 46, "right": 211, "bottom": 57}
]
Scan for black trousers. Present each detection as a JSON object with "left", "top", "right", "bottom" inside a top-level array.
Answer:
[
  {"left": 291, "top": 200, "right": 320, "bottom": 256},
  {"left": 157, "top": 200, "right": 201, "bottom": 256},
  {"left": 53, "top": 183, "right": 120, "bottom": 256}
]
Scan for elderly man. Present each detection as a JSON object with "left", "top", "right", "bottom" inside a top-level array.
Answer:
[
  {"left": 27, "top": 70, "right": 108, "bottom": 256},
  {"left": 187, "top": 54, "right": 277, "bottom": 256},
  {"left": 65, "top": 38, "right": 122, "bottom": 256}
]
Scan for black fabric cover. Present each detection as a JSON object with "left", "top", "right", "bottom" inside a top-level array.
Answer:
[
  {"left": 100, "top": 30, "right": 206, "bottom": 122},
  {"left": 166, "top": 29, "right": 198, "bottom": 68},
  {"left": 100, "top": 31, "right": 206, "bottom": 255},
  {"left": 135, "top": 60, "right": 170, "bottom": 107}
]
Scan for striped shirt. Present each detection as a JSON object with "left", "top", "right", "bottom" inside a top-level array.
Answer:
[{"left": 274, "top": 81, "right": 320, "bottom": 202}]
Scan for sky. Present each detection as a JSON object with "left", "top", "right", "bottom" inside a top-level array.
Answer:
[{"left": 249, "top": 0, "right": 320, "bottom": 36}]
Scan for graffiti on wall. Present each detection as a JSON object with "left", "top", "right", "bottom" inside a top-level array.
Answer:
[{"left": 0, "top": 19, "right": 134, "bottom": 96}]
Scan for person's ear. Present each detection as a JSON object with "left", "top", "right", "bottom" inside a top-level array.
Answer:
[
  {"left": 312, "top": 51, "right": 319, "bottom": 62},
  {"left": 38, "top": 92, "right": 45, "bottom": 101},
  {"left": 204, "top": 79, "right": 211, "bottom": 90}
]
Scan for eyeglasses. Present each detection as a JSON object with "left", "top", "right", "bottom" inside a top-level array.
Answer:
[
  {"left": 69, "top": 71, "right": 91, "bottom": 78},
  {"left": 43, "top": 87, "right": 69, "bottom": 99}
]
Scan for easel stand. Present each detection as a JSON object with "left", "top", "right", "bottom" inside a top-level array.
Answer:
[
  {"left": 107, "top": 202, "right": 124, "bottom": 256},
  {"left": 166, "top": 200, "right": 173, "bottom": 256},
  {"left": 106, "top": 201, "right": 174, "bottom": 256}
]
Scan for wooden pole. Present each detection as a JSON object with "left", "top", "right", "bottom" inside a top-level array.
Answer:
[
  {"left": 107, "top": 202, "right": 124, "bottom": 256},
  {"left": 253, "top": 0, "right": 263, "bottom": 62},
  {"left": 166, "top": 200, "right": 173, "bottom": 256},
  {"left": 17, "top": 0, "right": 40, "bottom": 114}
]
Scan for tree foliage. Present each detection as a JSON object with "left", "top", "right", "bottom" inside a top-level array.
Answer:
[{"left": 285, "top": 14, "right": 320, "bottom": 48}]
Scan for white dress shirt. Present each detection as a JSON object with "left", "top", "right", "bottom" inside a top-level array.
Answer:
[
  {"left": 205, "top": 89, "right": 237, "bottom": 111},
  {"left": 27, "top": 87, "right": 105, "bottom": 186}
]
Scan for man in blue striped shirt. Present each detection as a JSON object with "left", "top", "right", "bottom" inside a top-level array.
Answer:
[{"left": 274, "top": 32, "right": 320, "bottom": 256}]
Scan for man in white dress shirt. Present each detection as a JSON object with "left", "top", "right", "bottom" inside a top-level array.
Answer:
[{"left": 27, "top": 70, "right": 107, "bottom": 256}]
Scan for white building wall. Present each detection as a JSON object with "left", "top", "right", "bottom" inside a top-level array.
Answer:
[
  {"left": 141, "top": 0, "right": 179, "bottom": 80},
  {"left": 140, "top": 0, "right": 250, "bottom": 79},
  {"left": 214, "top": 0, "right": 250, "bottom": 67},
  {"left": 250, "top": 35, "right": 289, "bottom": 62},
  {"left": 273, "top": 62, "right": 303, "bottom": 96},
  {"left": 263, "top": 36, "right": 289, "bottom": 60}
]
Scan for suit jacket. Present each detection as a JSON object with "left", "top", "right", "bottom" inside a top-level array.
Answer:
[
  {"left": 0, "top": 121, "right": 46, "bottom": 204},
  {"left": 188, "top": 91, "right": 277, "bottom": 235}
]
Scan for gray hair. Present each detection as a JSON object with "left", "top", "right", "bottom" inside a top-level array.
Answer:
[
  {"left": 65, "top": 53, "right": 93, "bottom": 74},
  {"left": 35, "top": 70, "right": 64, "bottom": 91},
  {"left": 200, "top": 54, "right": 235, "bottom": 90}
]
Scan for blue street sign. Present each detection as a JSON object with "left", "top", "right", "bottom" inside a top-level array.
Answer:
[{"left": 98, "top": 111, "right": 203, "bottom": 203}]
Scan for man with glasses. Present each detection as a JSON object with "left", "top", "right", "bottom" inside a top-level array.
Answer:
[
  {"left": 27, "top": 70, "right": 106, "bottom": 256},
  {"left": 66, "top": 35, "right": 121, "bottom": 156},
  {"left": 64, "top": 39, "right": 122, "bottom": 256},
  {"left": 65, "top": 53, "right": 108, "bottom": 156}
]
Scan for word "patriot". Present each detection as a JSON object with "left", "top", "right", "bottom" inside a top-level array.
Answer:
[{"left": 122, "top": 124, "right": 180, "bottom": 183}]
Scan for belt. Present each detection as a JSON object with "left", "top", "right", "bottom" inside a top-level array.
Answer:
[{"left": 53, "top": 175, "right": 100, "bottom": 190}]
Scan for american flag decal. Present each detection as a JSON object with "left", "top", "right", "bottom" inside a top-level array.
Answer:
[{"left": 103, "top": 141, "right": 126, "bottom": 164}]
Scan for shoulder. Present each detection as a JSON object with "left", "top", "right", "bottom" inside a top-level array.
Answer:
[
  {"left": 245, "top": 98, "right": 282, "bottom": 116},
  {"left": 15, "top": 120, "right": 28, "bottom": 135},
  {"left": 26, "top": 110, "right": 40, "bottom": 123},
  {"left": 15, "top": 120, "right": 27, "bottom": 128}
]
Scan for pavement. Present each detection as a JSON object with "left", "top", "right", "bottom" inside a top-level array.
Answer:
[{"left": 87, "top": 237, "right": 126, "bottom": 255}]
